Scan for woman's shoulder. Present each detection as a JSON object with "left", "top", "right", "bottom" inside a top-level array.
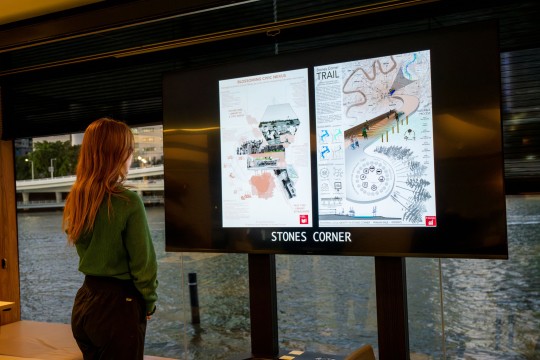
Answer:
[
  {"left": 114, "top": 187, "right": 144, "bottom": 206},
  {"left": 118, "top": 187, "right": 138, "bottom": 197}
]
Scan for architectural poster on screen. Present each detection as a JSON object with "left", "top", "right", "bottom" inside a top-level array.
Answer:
[
  {"left": 315, "top": 50, "right": 437, "bottom": 227},
  {"left": 219, "top": 69, "right": 313, "bottom": 228}
]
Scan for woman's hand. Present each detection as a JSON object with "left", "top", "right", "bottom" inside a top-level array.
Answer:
[{"left": 146, "top": 305, "right": 156, "bottom": 320}]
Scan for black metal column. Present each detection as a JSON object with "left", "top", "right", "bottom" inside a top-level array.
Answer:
[
  {"left": 375, "top": 256, "right": 410, "bottom": 360},
  {"left": 248, "top": 253, "right": 279, "bottom": 359}
]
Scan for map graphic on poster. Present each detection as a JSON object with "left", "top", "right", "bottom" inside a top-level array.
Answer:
[
  {"left": 315, "top": 50, "right": 437, "bottom": 227},
  {"left": 220, "top": 69, "right": 313, "bottom": 228}
]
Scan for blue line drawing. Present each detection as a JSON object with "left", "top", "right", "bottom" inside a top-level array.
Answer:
[
  {"left": 320, "top": 129, "right": 330, "bottom": 142},
  {"left": 321, "top": 145, "right": 330, "bottom": 159}
]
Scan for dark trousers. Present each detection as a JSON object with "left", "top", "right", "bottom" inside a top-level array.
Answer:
[{"left": 72, "top": 275, "right": 147, "bottom": 360}]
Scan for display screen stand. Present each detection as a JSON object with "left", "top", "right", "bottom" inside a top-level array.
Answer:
[
  {"left": 248, "top": 254, "right": 279, "bottom": 358},
  {"left": 375, "top": 257, "right": 410, "bottom": 359},
  {"left": 245, "top": 255, "right": 410, "bottom": 359}
]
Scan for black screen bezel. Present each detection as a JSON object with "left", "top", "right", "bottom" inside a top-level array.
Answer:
[{"left": 163, "top": 22, "right": 508, "bottom": 259}]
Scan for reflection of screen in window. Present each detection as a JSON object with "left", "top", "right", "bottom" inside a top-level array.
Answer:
[{"left": 315, "top": 50, "right": 436, "bottom": 228}]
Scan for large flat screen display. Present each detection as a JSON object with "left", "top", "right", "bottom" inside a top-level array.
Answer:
[{"left": 163, "top": 22, "right": 508, "bottom": 258}]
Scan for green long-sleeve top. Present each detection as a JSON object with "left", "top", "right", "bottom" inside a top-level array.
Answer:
[{"left": 75, "top": 188, "right": 158, "bottom": 313}]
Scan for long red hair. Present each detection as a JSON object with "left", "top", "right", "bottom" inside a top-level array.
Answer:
[{"left": 63, "top": 118, "right": 134, "bottom": 244}]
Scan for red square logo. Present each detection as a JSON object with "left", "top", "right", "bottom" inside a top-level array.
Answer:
[
  {"left": 425, "top": 216, "right": 437, "bottom": 227},
  {"left": 300, "top": 215, "right": 309, "bottom": 225}
]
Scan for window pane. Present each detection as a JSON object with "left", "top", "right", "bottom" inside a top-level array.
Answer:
[
  {"left": 407, "top": 257, "right": 444, "bottom": 359},
  {"left": 152, "top": 251, "right": 251, "bottom": 359},
  {"left": 277, "top": 255, "right": 378, "bottom": 356},
  {"left": 441, "top": 195, "right": 540, "bottom": 359}
]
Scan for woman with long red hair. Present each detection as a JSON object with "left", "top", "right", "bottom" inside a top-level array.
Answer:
[{"left": 63, "top": 117, "right": 158, "bottom": 360}]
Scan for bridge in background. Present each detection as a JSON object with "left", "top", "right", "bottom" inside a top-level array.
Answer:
[{"left": 16, "top": 165, "right": 164, "bottom": 209}]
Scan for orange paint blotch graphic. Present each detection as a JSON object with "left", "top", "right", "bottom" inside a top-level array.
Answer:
[{"left": 249, "top": 172, "right": 275, "bottom": 199}]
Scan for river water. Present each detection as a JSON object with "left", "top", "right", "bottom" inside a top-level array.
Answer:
[{"left": 16, "top": 195, "right": 540, "bottom": 359}]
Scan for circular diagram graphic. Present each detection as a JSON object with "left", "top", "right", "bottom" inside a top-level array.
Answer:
[{"left": 349, "top": 157, "right": 394, "bottom": 203}]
